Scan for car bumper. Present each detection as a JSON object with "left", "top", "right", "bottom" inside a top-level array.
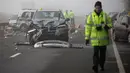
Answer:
[{"left": 33, "top": 31, "right": 68, "bottom": 42}]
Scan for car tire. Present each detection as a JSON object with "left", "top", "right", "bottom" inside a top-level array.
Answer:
[
  {"left": 113, "top": 31, "right": 119, "bottom": 41},
  {"left": 127, "top": 33, "right": 130, "bottom": 43},
  {"left": 20, "top": 24, "right": 28, "bottom": 32}
]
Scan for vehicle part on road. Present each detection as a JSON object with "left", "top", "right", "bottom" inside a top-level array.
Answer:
[
  {"left": 34, "top": 40, "right": 87, "bottom": 49},
  {"left": 14, "top": 42, "right": 31, "bottom": 46},
  {"left": 34, "top": 40, "right": 71, "bottom": 48},
  {"left": 14, "top": 40, "right": 86, "bottom": 49}
]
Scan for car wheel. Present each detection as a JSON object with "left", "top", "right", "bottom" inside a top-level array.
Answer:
[
  {"left": 128, "top": 33, "right": 130, "bottom": 43},
  {"left": 113, "top": 31, "right": 118, "bottom": 41},
  {"left": 20, "top": 24, "right": 27, "bottom": 32}
]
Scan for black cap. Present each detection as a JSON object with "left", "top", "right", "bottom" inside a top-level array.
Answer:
[{"left": 95, "top": 1, "right": 102, "bottom": 8}]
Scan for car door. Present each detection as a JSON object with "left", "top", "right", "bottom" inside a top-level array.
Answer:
[
  {"left": 24, "top": 12, "right": 31, "bottom": 24},
  {"left": 17, "top": 12, "right": 29, "bottom": 27},
  {"left": 25, "top": 12, "right": 33, "bottom": 26},
  {"left": 115, "top": 13, "right": 128, "bottom": 39}
]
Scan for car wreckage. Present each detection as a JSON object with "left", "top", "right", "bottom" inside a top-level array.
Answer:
[{"left": 27, "top": 10, "right": 70, "bottom": 45}]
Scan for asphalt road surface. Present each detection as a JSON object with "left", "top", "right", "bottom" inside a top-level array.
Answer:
[
  {"left": 115, "top": 42, "right": 130, "bottom": 73},
  {"left": 0, "top": 30, "right": 121, "bottom": 73}
]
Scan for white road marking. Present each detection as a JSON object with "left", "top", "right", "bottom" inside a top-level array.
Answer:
[
  {"left": 10, "top": 53, "right": 21, "bottom": 58},
  {"left": 112, "top": 41, "right": 126, "bottom": 73}
]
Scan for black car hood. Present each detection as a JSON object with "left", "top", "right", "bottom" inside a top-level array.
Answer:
[{"left": 33, "top": 18, "right": 65, "bottom": 28}]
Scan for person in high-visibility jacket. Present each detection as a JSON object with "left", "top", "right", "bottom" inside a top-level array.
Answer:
[
  {"left": 85, "top": 1, "right": 112, "bottom": 73},
  {"left": 64, "top": 10, "right": 69, "bottom": 19},
  {"left": 69, "top": 10, "right": 75, "bottom": 24}
]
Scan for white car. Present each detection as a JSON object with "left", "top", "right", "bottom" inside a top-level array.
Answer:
[{"left": 9, "top": 15, "right": 18, "bottom": 27}]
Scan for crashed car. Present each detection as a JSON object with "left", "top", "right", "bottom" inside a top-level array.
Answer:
[
  {"left": 27, "top": 10, "right": 70, "bottom": 45},
  {"left": 113, "top": 11, "right": 130, "bottom": 42},
  {"left": 15, "top": 9, "right": 36, "bottom": 32},
  {"left": 8, "top": 15, "right": 18, "bottom": 27}
]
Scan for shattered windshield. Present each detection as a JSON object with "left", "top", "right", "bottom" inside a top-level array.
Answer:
[{"left": 34, "top": 11, "right": 60, "bottom": 19}]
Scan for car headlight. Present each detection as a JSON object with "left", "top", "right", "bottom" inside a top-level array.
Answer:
[{"left": 28, "top": 29, "right": 36, "bottom": 33}]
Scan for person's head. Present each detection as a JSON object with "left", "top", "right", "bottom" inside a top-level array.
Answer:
[
  {"left": 66, "top": 10, "right": 68, "bottom": 13},
  {"left": 94, "top": 1, "right": 102, "bottom": 13}
]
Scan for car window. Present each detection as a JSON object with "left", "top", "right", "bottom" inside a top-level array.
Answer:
[
  {"left": 31, "top": 12, "right": 34, "bottom": 18},
  {"left": 121, "top": 16, "right": 128, "bottom": 24},
  {"left": 21, "top": 12, "right": 30, "bottom": 18},
  {"left": 60, "top": 12, "right": 64, "bottom": 19},
  {"left": 118, "top": 13, "right": 125, "bottom": 22}
]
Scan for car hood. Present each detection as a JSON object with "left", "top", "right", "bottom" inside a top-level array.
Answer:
[{"left": 32, "top": 18, "right": 65, "bottom": 27}]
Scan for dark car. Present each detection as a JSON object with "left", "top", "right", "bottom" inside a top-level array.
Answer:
[
  {"left": 113, "top": 11, "right": 130, "bottom": 43},
  {"left": 27, "top": 10, "right": 70, "bottom": 45}
]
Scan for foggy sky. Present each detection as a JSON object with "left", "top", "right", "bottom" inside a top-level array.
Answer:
[{"left": 0, "top": 0, "right": 125, "bottom": 16}]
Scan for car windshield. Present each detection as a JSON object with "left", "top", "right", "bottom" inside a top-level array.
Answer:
[{"left": 34, "top": 11, "right": 60, "bottom": 19}]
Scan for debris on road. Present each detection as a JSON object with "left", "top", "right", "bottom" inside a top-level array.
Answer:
[{"left": 14, "top": 40, "right": 87, "bottom": 49}]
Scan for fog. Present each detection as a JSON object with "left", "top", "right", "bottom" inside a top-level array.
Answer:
[{"left": 0, "top": 0, "right": 125, "bottom": 16}]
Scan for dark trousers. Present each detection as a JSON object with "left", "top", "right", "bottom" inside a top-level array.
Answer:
[{"left": 93, "top": 46, "right": 107, "bottom": 68}]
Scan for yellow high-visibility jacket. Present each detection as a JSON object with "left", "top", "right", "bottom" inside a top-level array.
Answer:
[
  {"left": 85, "top": 10, "right": 112, "bottom": 46},
  {"left": 69, "top": 12, "right": 74, "bottom": 18},
  {"left": 64, "top": 12, "right": 69, "bottom": 19}
]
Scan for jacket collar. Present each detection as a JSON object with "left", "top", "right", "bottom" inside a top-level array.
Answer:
[{"left": 92, "top": 10, "right": 104, "bottom": 17}]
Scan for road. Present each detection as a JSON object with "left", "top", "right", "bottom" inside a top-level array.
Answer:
[
  {"left": 0, "top": 29, "right": 120, "bottom": 73},
  {"left": 116, "top": 42, "right": 130, "bottom": 73}
]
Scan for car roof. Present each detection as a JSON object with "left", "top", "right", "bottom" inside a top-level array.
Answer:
[
  {"left": 21, "top": 9, "right": 37, "bottom": 12},
  {"left": 37, "top": 9, "right": 61, "bottom": 12}
]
